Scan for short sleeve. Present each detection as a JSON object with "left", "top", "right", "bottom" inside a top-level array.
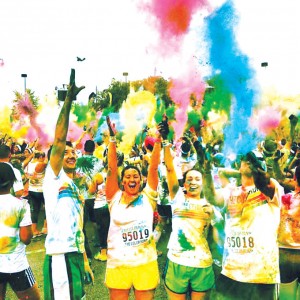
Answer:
[
  {"left": 143, "top": 184, "right": 158, "bottom": 201},
  {"left": 13, "top": 168, "right": 24, "bottom": 193},
  {"left": 19, "top": 199, "right": 32, "bottom": 227},
  {"left": 269, "top": 178, "right": 284, "bottom": 208}
]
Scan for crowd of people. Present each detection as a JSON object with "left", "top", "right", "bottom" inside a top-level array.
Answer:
[{"left": 0, "top": 69, "right": 299, "bottom": 300}]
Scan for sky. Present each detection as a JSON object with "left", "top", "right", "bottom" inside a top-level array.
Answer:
[
  {"left": 1, "top": 0, "right": 300, "bottom": 107},
  {"left": 0, "top": 0, "right": 299, "bottom": 156}
]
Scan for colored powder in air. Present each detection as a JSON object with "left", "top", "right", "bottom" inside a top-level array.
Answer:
[
  {"left": 251, "top": 106, "right": 282, "bottom": 136},
  {"left": 168, "top": 64, "right": 206, "bottom": 140},
  {"left": 142, "top": 0, "right": 210, "bottom": 54},
  {"left": 204, "top": 0, "right": 261, "bottom": 156},
  {"left": 118, "top": 90, "right": 157, "bottom": 154},
  {"left": 202, "top": 75, "right": 232, "bottom": 120}
]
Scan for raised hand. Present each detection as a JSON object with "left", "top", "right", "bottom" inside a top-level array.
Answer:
[
  {"left": 66, "top": 69, "right": 85, "bottom": 101},
  {"left": 158, "top": 114, "right": 169, "bottom": 140},
  {"left": 106, "top": 116, "right": 116, "bottom": 137}
]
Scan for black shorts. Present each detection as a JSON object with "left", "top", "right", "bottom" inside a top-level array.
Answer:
[
  {"left": 84, "top": 198, "right": 96, "bottom": 222},
  {"left": 0, "top": 267, "right": 36, "bottom": 292},
  {"left": 157, "top": 204, "right": 172, "bottom": 218},
  {"left": 279, "top": 248, "right": 300, "bottom": 283},
  {"left": 212, "top": 274, "right": 278, "bottom": 300}
]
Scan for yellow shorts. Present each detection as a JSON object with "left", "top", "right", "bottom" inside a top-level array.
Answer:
[{"left": 105, "top": 260, "right": 160, "bottom": 290}]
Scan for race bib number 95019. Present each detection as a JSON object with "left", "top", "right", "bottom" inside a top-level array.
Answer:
[{"left": 121, "top": 224, "right": 150, "bottom": 247}]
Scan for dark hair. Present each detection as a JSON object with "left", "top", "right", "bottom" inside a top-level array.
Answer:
[
  {"left": 242, "top": 151, "right": 266, "bottom": 170},
  {"left": 0, "top": 162, "right": 16, "bottom": 189},
  {"left": 121, "top": 165, "right": 142, "bottom": 181},
  {"left": 35, "top": 151, "right": 46, "bottom": 159},
  {"left": 182, "top": 168, "right": 202, "bottom": 183},
  {"left": 281, "top": 138, "right": 287, "bottom": 146},
  {"left": 181, "top": 141, "right": 191, "bottom": 155},
  {"left": 84, "top": 140, "right": 95, "bottom": 153},
  {"left": 0, "top": 144, "right": 11, "bottom": 159},
  {"left": 66, "top": 141, "right": 73, "bottom": 148}
]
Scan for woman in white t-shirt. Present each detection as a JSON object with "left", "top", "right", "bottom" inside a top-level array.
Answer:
[
  {"left": 104, "top": 116, "right": 161, "bottom": 300},
  {"left": 0, "top": 162, "right": 40, "bottom": 299}
]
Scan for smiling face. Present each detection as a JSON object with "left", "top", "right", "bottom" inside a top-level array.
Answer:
[
  {"left": 63, "top": 145, "right": 77, "bottom": 174},
  {"left": 121, "top": 167, "right": 142, "bottom": 196},
  {"left": 183, "top": 169, "right": 202, "bottom": 198}
]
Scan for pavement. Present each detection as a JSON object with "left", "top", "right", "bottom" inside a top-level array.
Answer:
[{"left": 5, "top": 216, "right": 171, "bottom": 300}]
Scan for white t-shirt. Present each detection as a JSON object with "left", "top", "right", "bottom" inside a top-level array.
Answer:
[
  {"left": 167, "top": 188, "right": 215, "bottom": 268},
  {"left": 0, "top": 194, "right": 32, "bottom": 272},
  {"left": 25, "top": 161, "right": 44, "bottom": 193},
  {"left": 94, "top": 173, "right": 107, "bottom": 209},
  {"left": 5, "top": 162, "right": 24, "bottom": 195},
  {"left": 221, "top": 179, "right": 284, "bottom": 284},
  {"left": 107, "top": 184, "right": 158, "bottom": 268},
  {"left": 43, "top": 165, "right": 85, "bottom": 255}
]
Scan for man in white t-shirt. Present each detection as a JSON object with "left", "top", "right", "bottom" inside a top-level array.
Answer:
[{"left": 42, "top": 69, "right": 94, "bottom": 299}]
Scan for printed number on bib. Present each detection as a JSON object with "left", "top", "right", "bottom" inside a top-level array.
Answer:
[
  {"left": 227, "top": 236, "right": 254, "bottom": 249},
  {"left": 122, "top": 227, "right": 150, "bottom": 247}
]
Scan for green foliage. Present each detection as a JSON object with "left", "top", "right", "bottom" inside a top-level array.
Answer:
[
  {"left": 12, "top": 89, "right": 39, "bottom": 109},
  {"left": 90, "top": 79, "right": 130, "bottom": 112},
  {"left": 155, "top": 77, "right": 173, "bottom": 107},
  {"left": 72, "top": 104, "right": 93, "bottom": 124},
  {"left": 26, "top": 89, "right": 40, "bottom": 109},
  {"left": 187, "top": 110, "right": 203, "bottom": 132}
]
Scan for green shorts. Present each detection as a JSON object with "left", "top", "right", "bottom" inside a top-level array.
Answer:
[
  {"left": 163, "top": 259, "right": 215, "bottom": 294},
  {"left": 43, "top": 252, "right": 85, "bottom": 300}
]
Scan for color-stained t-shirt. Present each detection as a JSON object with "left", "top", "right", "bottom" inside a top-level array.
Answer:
[
  {"left": 278, "top": 191, "right": 300, "bottom": 249},
  {"left": 0, "top": 194, "right": 32, "bottom": 272},
  {"left": 221, "top": 179, "right": 284, "bottom": 284},
  {"left": 167, "top": 188, "right": 215, "bottom": 268},
  {"left": 5, "top": 162, "right": 24, "bottom": 195},
  {"left": 43, "top": 165, "right": 85, "bottom": 255},
  {"left": 107, "top": 184, "right": 158, "bottom": 268},
  {"left": 25, "top": 161, "right": 45, "bottom": 193},
  {"left": 76, "top": 154, "right": 103, "bottom": 199}
]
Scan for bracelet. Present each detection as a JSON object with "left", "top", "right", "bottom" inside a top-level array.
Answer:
[
  {"left": 162, "top": 140, "right": 170, "bottom": 147},
  {"left": 109, "top": 136, "right": 116, "bottom": 143}
]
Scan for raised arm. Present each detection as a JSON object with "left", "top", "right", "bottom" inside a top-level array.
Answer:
[
  {"left": 146, "top": 137, "right": 161, "bottom": 191},
  {"left": 163, "top": 143, "right": 179, "bottom": 199},
  {"left": 105, "top": 116, "right": 119, "bottom": 200},
  {"left": 50, "top": 69, "right": 85, "bottom": 176},
  {"left": 158, "top": 116, "right": 179, "bottom": 199},
  {"left": 22, "top": 151, "right": 34, "bottom": 169},
  {"left": 246, "top": 152, "right": 276, "bottom": 199}
]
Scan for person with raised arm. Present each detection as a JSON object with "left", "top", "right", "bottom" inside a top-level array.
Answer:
[
  {"left": 159, "top": 116, "right": 222, "bottom": 300},
  {"left": 211, "top": 151, "right": 284, "bottom": 300},
  {"left": 42, "top": 69, "right": 94, "bottom": 300},
  {"left": 104, "top": 115, "right": 161, "bottom": 300}
]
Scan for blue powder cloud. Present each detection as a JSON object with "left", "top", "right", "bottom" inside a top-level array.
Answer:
[{"left": 204, "top": 0, "right": 262, "bottom": 157}]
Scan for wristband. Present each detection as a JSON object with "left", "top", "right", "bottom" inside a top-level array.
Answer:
[{"left": 109, "top": 136, "right": 116, "bottom": 143}]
